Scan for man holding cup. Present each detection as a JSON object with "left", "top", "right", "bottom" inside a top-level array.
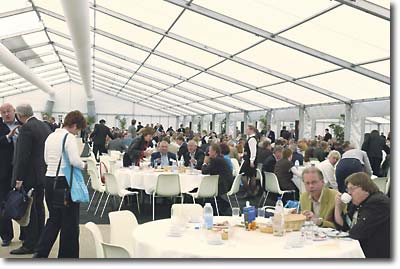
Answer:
[{"left": 300, "top": 167, "right": 343, "bottom": 228}]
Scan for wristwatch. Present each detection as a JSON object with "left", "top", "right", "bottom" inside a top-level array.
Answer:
[{"left": 317, "top": 217, "right": 323, "bottom": 226}]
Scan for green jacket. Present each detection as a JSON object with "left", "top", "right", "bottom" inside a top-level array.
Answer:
[{"left": 300, "top": 187, "right": 339, "bottom": 228}]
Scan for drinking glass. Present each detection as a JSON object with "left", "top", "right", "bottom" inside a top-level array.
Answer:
[
  {"left": 257, "top": 208, "right": 265, "bottom": 218},
  {"left": 232, "top": 207, "right": 240, "bottom": 225}
]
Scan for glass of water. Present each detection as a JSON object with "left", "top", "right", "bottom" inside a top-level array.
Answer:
[{"left": 232, "top": 207, "right": 240, "bottom": 225}]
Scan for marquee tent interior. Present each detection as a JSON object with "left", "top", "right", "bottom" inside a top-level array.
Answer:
[{"left": 0, "top": 0, "right": 390, "bottom": 147}]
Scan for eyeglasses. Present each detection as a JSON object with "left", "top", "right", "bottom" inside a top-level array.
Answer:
[{"left": 346, "top": 186, "right": 360, "bottom": 194}]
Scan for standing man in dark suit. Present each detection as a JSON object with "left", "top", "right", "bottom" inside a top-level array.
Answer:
[
  {"left": 264, "top": 125, "right": 275, "bottom": 144},
  {"left": 90, "top": 119, "right": 114, "bottom": 161},
  {"left": 11, "top": 103, "right": 51, "bottom": 255},
  {"left": 0, "top": 103, "right": 21, "bottom": 247},
  {"left": 280, "top": 126, "right": 290, "bottom": 140},
  {"left": 324, "top": 128, "right": 332, "bottom": 142},
  {"left": 176, "top": 135, "right": 188, "bottom": 161}
]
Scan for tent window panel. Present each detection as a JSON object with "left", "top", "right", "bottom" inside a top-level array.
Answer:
[
  {"left": 30, "top": 44, "right": 54, "bottom": 55},
  {"left": 210, "top": 60, "right": 283, "bottom": 87},
  {"left": 262, "top": 83, "right": 336, "bottom": 105},
  {"left": 41, "top": 14, "right": 71, "bottom": 36},
  {"left": 234, "top": 91, "right": 293, "bottom": 109},
  {"left": 280, "top": 5, "right": 389, "bottom": 63},
  {"left": 199, "top": 100, "right": 239, "bottom": 113},
  {"left": 191, "top": 73, "right": 248, "bottom": 94},
  {"left": 366, "top": 0, "right": 390, "bottom": 9},
  {"left": 170, "top": 11, "right": 263, "bottom": 54},
  {"left": 96, "top": 12, "right": 163, "bottom": 48},
  {"left": 157, "top": 37, "right": 222, "bottom": 68},
  {"left": 303, "top": 69, "right": 390, "bottom": 101},
  {"left": 145, "top": 54, "right": 198, "bottom": 78},
  {"left": 165, "top": 88, "right": 204, "bottom": 101},
  {"left": 178, "top": 104, "right": 207, "bottom": 115},
  {"left": 95, "top": 34, "right": 150, "bottom": 63},
  {"left": 131, "top": 76, "right": 167, "bottom": 89},
  {"left": 94, "top": 60, "right": 133, "bottom": 77},
  {"left": 195, "top": 0, "right": 339, "bottom": 33},
  {"left": 94, "top": 50, "right": 141, "bottom": 71},
  {"left": 96, "top": 0, "right": 183, "bottom": 29},
  {"left": 216, "top": 96, "right": 261, "bottom": 111},
  {"left": 20, "top": 31, "right": 49, "bottom": 45},
  {"left": 47, "top": 33, "right": 74, "bottom": 48},
  {"left": 34, "top": 0, "right": 64, "bottom": 15},
  {"left": 361, "top": 60, "right": 390, "bottom": 78},
  {"left": 179, "top": 82, "right": 223, "bottom": 98},
  {"left": 139, "top": 67, "right": 182, "bottom": 85},
  {"left": 190, "top": 102, "right": 221, "bottom": 114},
  {"left": 0, "top": 12, "right": 40, "bottom": 37},
  {"left": 127, "top": 82, "right": 159, "bottom": 95},
  {"left": 238, "top": 40, "right": 337, "bottom": 78}
]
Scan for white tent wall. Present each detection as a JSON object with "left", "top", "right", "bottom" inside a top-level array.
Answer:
[{"left": 0, "top": 81, "right": 176, "bottom": 127}]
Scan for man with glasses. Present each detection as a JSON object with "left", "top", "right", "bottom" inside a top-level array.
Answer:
[{"left": 299, "top": 167, "right": 342, "bottom": 228}]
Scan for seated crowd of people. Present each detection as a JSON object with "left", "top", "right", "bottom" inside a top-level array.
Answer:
[{"left": 0, "top": 103, "right": 391, "bottom": 258}]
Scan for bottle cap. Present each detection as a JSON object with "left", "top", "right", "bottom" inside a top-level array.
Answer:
[
  {"left": 246, "top": 201, "right": 250, "bottom": 207},
  {"left": 277, "top": 197, "right": 282, "bottom": 200}
]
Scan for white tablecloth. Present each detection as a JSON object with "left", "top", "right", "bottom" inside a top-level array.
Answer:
[
  {"left": 133, "top": 217, "right": 365, "bottom": 258},
  {"left": 115, "top": 168, "right": 205, "bottom": 194}
]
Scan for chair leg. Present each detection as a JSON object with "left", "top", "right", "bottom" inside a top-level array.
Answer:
[
  {"left": 87, "top": 190, "right": 97, "bottom": 211},
  {"left": 214, "top": 196, "right": 219, "bottom": 216},
  {"left": 262, "top": 191, "right": 269, "bottom": 207},
  {"left": 100, "top": 194, "right": 110, "bottom": 218},
  {"left": 152, "top": 194, "right": 155, "bottom": 221},
  {"left": 258, "top": 192, "right": 266, "bottom": 208},
  {"left": 94, "top": 192, "right": 104, "bottom": 216},
  {"left": 234, "top": 194, "right": 240, "bottom": 208},
  {"left": 192, "top": 195, "right": 195, "bottom": 204},
  {"left": 136, "top": 194, "right": 140, "bottom": 214},
  {"left": 227, "top": 195, "right": 232, "bottom": 210},
  {"left": 118, "top": 195, "right": 124, "bottom": 211},
  {"left": 86, "top": 177, "right": 91, "bottom": 187}
]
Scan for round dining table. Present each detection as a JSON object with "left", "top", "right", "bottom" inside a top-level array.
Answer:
[
  {"left": 115, "top": 167, "right": 205, "bottom": 194},
  {"left": 132, "top": 216, "right": 365, "bottom": 258}
]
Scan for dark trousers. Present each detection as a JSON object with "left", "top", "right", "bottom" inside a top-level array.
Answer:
[
  {"left": 369, "top": 157, "right": 382, "bottom": 177},
  {"left": 335, "top": 158, "right": 364, "bottom": 193},
  {"left": 35, "top": 176, "right": 80, "bottom": 258},
  {"left": 93, "top": 144, "right": 107, "bottom": 161},
  {"left": 0, "top": 181, "right": 14, "bottom": 242},
  {"left": 22, "top": 186, "right": 45, "bottom": 250}
]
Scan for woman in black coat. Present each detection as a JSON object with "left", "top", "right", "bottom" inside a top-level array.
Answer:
[
  {"left": 334, "top": 172, "right": 390, "bottom": 258},
  {"left": 123, "top": 127, "right": 155, "bottom": 167}
]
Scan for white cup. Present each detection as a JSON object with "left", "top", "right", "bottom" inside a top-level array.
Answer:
[{"left": 341, "top": 193, "right": 352, "bottom": 204}]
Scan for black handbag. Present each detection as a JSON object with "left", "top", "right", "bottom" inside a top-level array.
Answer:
[
  {"left": 52, "top": 134, "right": 71, "bottom": 208},
  {"left": 80, "top": 142, "right": 91, "bottom": 158},
  {"left": 1, "top": 188, "right": 30, "bottom": 221}
]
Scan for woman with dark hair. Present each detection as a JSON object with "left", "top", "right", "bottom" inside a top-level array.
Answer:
[
  {"left": 274, "top": 148, "right": 302, "bottom": 200},
  {"left": 33, "top": 110, "right": 87, "bottom": 258},
  {"left": 123, "top": 126, "right": 155, "bottom": 167},
  {"left": 334, "top": 172, "right": 390, "bottom": 258},
  {"left": 220, "top": 142, "right": 233, "bottom": 174}
]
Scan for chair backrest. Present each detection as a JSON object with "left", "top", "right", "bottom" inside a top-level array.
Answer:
[
  {"left": 264, "top": 172, "right": 283, "bottom": 194},
  {"left": 385, "top": 168, "right": 390, "bottom": 195},
  {"left": 197, "top": 175, "right": 219, "bottom": 198},
  {"left": 85, "top": 222, "right": 104, "bottom": 258},
  {"left": 372, "top": 177, "right": 388, "bottom": 194},
  {"left": 100, "top": 155, "right": 111, "bottom": 171},
  {"left": 230, "top": 158, "right": 240, "bottom": 177},
  {"left": 86, "top": 159, "right": 98, "bottom": 173},
  {"left": 155, "top": 174, "right": 181, "bottom": 196},
  {"left": 108, "top": 210, "right": 138, "bottom": 256},
  {"left": 109, "top": 150, "right": 121, "bottom": 160},
  {"left": 171, "top": 204, "right": 203, "bottom": 222},
  {"left": 227, "top": 173, "right": 243, "bottom": 195},
  {"left": 255, "top": 168, "right": 263, "bottom": 181},
  {"left": 88, "top": 168, "right": 102, "bottom": 191},
  {"left": 104, "top": 173, "right": 121, "bottom": 196},
  {"left": 101, "top": 242, "right": 132, "bottom": 258}
]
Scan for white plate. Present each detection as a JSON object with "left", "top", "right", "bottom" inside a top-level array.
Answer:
[
  {"left": 167, "top": 232, "right": 183, "bottom": 237},
  {"left": 326, "top": 231, "right": 349, "bottom": 238},
  {"left": 207, "top": 239, "right": 224, "bottom": 245}
]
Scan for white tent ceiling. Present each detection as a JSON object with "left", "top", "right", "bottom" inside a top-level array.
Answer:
[{"left": 0, "top": 0, "right": 390, "bottom": 117}]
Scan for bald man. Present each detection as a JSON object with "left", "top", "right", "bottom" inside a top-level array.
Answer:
[
  {"left": 0, "top": 103, "right": 21, "bottom": 246},
  {"left": 150, "top": 141, "right": 176, "bottom": 167},
  {"left": 183, "top": 140, "right": 205, "bottom": 170}
]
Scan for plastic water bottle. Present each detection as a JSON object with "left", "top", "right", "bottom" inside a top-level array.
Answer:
[
  {"left": 272, "top": 197, "right": 285, "bottom": 236},
  {"left": 295, "top": 160, "right": 300, "bottom": 169},
  {"left": 172, "top": 161, "right": 177, "bottom": 172},
  {"left": 203, "top": 203, "right": 214, "bottom": 230},
  {"left": 153, "top": 159, "right": 158, "bottom": 169}
]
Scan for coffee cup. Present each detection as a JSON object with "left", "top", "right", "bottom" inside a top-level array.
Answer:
[{"left": 340, "top": 193, "right": 352, "bottom": 204}]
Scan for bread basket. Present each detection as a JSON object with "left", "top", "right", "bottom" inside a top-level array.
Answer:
[{"left": 284, "top": 214, "right": 306, "bottom": 231}]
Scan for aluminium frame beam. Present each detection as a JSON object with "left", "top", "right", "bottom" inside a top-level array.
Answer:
[
  {"left": 334, "top": 0, "right": 390, "bottom": 21},
  {"left": 165, "top": 0, "right": 389, "bottom": 85}
]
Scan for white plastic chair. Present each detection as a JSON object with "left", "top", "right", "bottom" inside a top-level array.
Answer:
[
  {"left": 171, "top": 204, "right": 203, "bottom": 222},
  {"left": 231, "top": 158, "right": 240, "bottom": 177},
  {"left": 101, "top": 242, "right": 132, "bottom": 258},
  {"left": 100, "top": 173, "right": 140, "bottom": 218},
  {"left": 372, "top": 177, "right": 388, "bottom": 194},
  {"left": 108, "top": 211, "right": 138, "bottom": 257},
  {"left": 226, "top": 173, "right": 244, "bottom": 209},
  {"left": 261, "top": 172, "right": 296, "bottom": 207},
  {"left": 152, "top": 174, "right": 183, "bottom": 220},
  {"left": 100, "top": 155, "right": 111, "bottom": 171},
  {"left": 87, "top": 169, "right": 106, "bottom": 214},
  {"left": 184, "top": 175, "right": 220, "bottom": 216},
  {"left": 85, "top": 222, "right": 104, "bottom": 258}
]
